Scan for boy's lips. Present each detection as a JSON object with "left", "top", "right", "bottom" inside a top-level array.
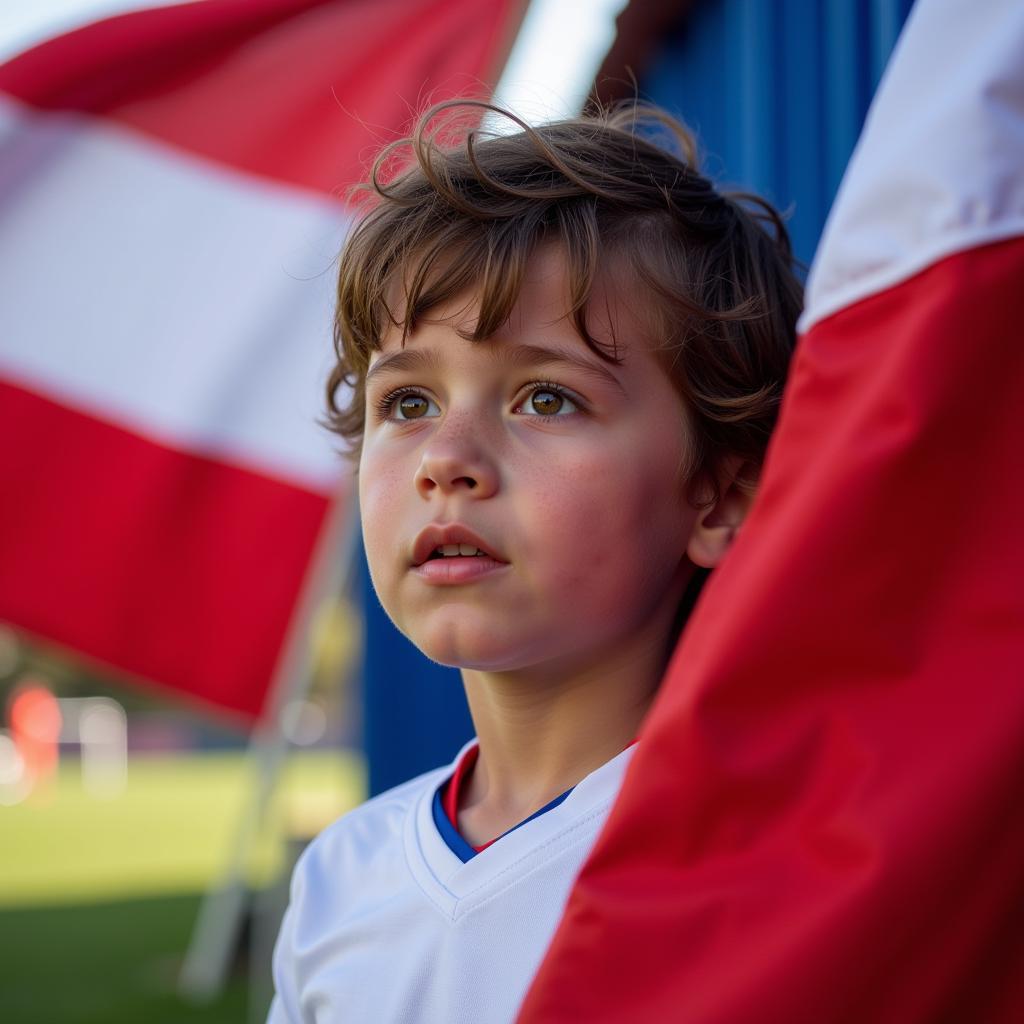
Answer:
[
  {"left": 410, "top": 523, "right": 507, "bottom": 568},
  {"left": 412, "top": 555, "right": 510, "bottom": 584}
]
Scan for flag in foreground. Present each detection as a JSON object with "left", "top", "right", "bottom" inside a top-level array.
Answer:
[
  {"left": 0, "top": 0, "right": 523, "bottom": 721},
  {"left": 520, "top": 0, "right": 1024, "bottom": 1019}
]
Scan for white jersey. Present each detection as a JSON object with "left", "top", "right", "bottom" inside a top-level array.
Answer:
[{"left": 268, "top": 741, "right": 635, "bottom": 1023}]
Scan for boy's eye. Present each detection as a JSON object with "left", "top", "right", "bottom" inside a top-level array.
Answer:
[
  {"left": 518, "top": 385, "right": 580, "bottom": 417},
  {"left": 377, "top": 388, "right": 440, "bottom": 421},
  {"left": 396, "top": 394, "right": 432, "bottom": 419}
]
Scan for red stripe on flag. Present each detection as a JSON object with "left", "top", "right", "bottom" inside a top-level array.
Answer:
[
  {"left": 518, "top": 236, "right": 1024, "bottom": 1021},
  {"left": 0, "top": 0, "right": 525, "bottom": 198},
  {"left": 0, "top": 379, "right": 329, "bottom": 722}
]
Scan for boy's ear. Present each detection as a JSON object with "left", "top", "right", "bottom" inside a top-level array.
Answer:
[{"left": 686, "top": 455, "right": 759, "bottom": 569}]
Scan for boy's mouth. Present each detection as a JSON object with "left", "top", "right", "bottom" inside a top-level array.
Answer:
[
  {"left": 411, "top": 524, "right": 506, "bottom": 567},
  {"left": 425, "top": 544, "right": 491, "bottom": 560}
]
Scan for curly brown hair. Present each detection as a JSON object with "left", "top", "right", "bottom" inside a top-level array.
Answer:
[{"left": 326, "top": 98, "right": 802, "bottom": 511}]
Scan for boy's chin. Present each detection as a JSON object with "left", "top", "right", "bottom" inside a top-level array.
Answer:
[
  {"left": 400, "top": 621, "right": 539, "bottom": 673},
  {"left": 412, "top": 637, "right": 527, "bottom": 673}
]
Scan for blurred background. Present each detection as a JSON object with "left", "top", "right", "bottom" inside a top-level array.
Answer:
[{"left": 0, "top": 0, "right": 912, "bottom": 1020}]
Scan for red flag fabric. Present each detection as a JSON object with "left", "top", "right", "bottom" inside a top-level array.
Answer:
[
  {"left": 0, "top": 0, "right": 524, "bottom": 722},
  {"left": 519, "top": 1, "right": 1024, "bottom": 1021}
]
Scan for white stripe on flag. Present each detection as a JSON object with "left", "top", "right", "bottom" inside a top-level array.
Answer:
[
  {"left": 0, "top": 94, "right": 350, "bottom": 492},
  {"left": 801, "top": 0, "right": 1024, "bottom": 333}
]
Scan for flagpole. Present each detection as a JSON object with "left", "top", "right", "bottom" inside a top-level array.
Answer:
[{"left": 178, "top": 479, "right": 360, "bottom": 1003}]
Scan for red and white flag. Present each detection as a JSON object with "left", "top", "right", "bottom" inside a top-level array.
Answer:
[
  {"left": 520, "top": 0, "right": 1024, "bottom": 1020},
  {"left": 0, "top": 0, "right": 524, "bottom": 722}
]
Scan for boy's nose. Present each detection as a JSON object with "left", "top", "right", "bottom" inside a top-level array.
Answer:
[{"left": 414, "top": 444, "right": 498, "bottom": 499}]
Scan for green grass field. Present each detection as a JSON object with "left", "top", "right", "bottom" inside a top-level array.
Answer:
[
  {"left": 1, "top": 893, "right": 249, "bottom": 1024},
  {"left": 0, "top": 750, "right": 365, "bottom": 1024}
]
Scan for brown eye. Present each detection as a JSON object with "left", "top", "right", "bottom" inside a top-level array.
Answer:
[
  {"left": 398, "top": 394, "right": 430, "bottom": 419},
  {"left": 530, "top": 390, "right": 563, "bottom": 415}
]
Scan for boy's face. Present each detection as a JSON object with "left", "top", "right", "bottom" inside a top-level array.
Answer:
[{"left": 358, "top": 246, "right": 700, "bottom": 674}]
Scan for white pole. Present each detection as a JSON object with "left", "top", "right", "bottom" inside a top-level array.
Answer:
[{"left": 178, "top": 481, "right": 359, "bottom": 1002}]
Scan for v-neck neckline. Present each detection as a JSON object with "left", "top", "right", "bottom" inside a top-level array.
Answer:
[{"left": 436, "top": 743, "right": 578, "bottom": 861}]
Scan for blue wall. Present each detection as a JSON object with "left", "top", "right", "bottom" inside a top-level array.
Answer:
[
  {"left": 643, "top": 0, "right": 913, "bottom": 267},
  {"left": 358, "top": 545, "right": 472, "bottom": 797},
  {"left": 360, "top": 0, "right": 914, "bottom": 797}
]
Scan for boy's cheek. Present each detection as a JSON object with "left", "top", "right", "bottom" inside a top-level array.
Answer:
[
  {"left": 358, "top": 480, "right": 405, "bottom": 592},
  {"left": 358, "top": 452, "right": 405, "bottom": 521}
]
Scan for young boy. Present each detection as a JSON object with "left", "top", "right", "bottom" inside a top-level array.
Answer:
[{"left": 268, "top": 99, "right": 801, "bottom": 1023}]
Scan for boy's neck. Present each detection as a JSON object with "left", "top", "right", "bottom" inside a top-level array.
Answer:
[{"left": 455, "top": 597, "right": 681, "bottom": 846}]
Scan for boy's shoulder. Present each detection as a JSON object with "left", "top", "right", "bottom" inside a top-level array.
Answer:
[{"left": 289, "top": 750, "right": 462, "bottom": 890}]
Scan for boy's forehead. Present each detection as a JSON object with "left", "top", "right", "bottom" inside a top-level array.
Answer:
[{"left": 377, "top": 243, "right": 644, "bottom": 359}]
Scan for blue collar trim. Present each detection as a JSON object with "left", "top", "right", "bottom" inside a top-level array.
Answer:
[{"left": 431, "top": 782, "right": 574, "bottom": 863}]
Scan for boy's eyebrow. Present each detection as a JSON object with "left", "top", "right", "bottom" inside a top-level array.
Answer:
[
  {"left": 365, "top": 344, "right": 626, "bottom": 394},
  {"left": 504, "top": 344, "right": 627, "bottom": 394},
  {"left": 365, "top": 348, "right": 443, "bottom": 388}
]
